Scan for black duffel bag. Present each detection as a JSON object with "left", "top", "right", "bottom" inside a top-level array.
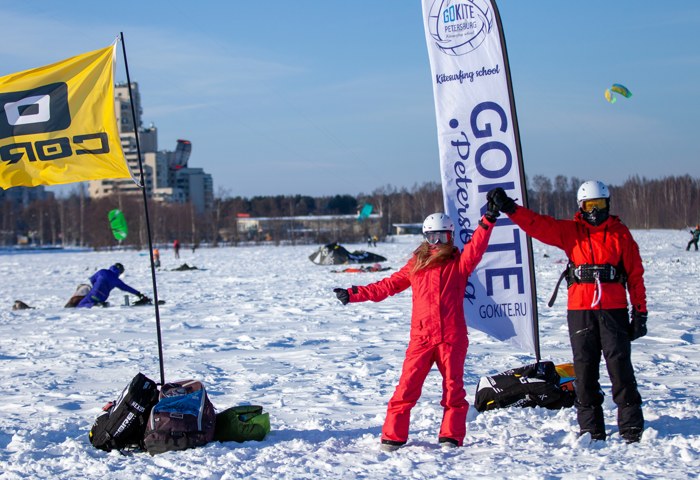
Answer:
[
  {"left": 474, "top": 361, "right": 576, "bottom": 412},
  {"left": 89, "top": 372, "right": 159, "bottom": 451}
]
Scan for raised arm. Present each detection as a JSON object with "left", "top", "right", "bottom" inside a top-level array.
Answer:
[
  {"left": 459, "top": 215, "right": 495, "bottom": 275},
  {"left": 488, "top": 187, "right": 568, "bottom": 249}
]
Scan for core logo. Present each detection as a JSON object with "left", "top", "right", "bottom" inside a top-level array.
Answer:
[
  {"left": 427, "top": 0, "right": 494, "bottom": 56},
  {"left": 0, "top": 83, "right": 71, "bottom": 139}
]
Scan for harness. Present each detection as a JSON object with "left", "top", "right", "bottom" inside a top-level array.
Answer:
[
  {"left": 567, "top": 263, "right": 625, "bottom": 286},
  {"left": 548, "top": 262, "right": 627, "bottom": 308}
]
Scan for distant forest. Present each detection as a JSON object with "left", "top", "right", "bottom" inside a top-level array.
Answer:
[{"left": 2, "top": 175, "right": 699, "bottom": 248}]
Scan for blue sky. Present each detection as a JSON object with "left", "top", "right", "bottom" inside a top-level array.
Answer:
[{"left": 1, "top": 1, "right": 699, "bottom": 197}]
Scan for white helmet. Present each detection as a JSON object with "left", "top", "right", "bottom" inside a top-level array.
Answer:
[
  {"left": 422, "top": 213, "right": 454, "bottom": 234},
  {"left": 577, "top": 180, "right": 610, "bottom": 207}
]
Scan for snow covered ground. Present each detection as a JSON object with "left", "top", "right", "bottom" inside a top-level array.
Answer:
[{"left": 1, "top": 229, "right": 699, "bottom": 479}]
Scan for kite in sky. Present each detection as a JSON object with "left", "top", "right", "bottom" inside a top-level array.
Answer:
[{"left": 604, "top": 83, "right": 632, "bottom": 104}]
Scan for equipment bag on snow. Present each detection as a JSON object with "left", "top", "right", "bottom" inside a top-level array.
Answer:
[
  {"left": 143, "top": 379, "right": 216, "bottom": 455},
  {"left": 89, "top": 372, "right": 159, "bottom": 451},
  {"left": 214, "top": 405, "right": 270, "bottom": 443},
  {"left": 474, "top": 361, "right": 576, "bottom": 412}
]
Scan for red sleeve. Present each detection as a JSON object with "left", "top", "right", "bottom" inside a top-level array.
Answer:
[
  {"left": 348, "top": 260, "right": 413, "bottom": 303},
  {"left": 509, "top": 206, "right": 569, "bottom": 249},
  {"left": 459, "top": 215, "right": 495, "bottom": 275},
  {"left": 622, "top": 229, "right": 647, "bottom": 312}
]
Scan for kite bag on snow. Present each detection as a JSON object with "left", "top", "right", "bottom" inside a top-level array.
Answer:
[
  {"left": 89, "top": 372, "right": 159, "bottom": 451},
  {"left": 143, "top": 379, "right": 216, "bottom": 455},
  {"left": 308, "top": 242, "right": 387, "bottom": 265},
  {"left": 474, "top": 361, "right": 576, "bottom": 412},
  {"left": 214, "top": 405, "right": 271, "bottom": 443}
]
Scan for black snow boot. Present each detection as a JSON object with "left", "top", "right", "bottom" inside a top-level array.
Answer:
[
  {"left": 579, "top": 430, "right": 606, "bottom": 441},
  {"left": 380, "top": 439, "right": 405, "bottom": 452},
  {"left": 577, "top": 403, "right": 606, "bottom": 440},
  {"left": 621, "top": 427, "right": 643, "bottom": 444},
  {"left": 438, "top": 437, "right": 459, "bottom": 449}
]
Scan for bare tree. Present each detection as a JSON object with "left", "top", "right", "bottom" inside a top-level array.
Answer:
[{"left": 531, "top": 175, "right": 553, "bottom": 215}]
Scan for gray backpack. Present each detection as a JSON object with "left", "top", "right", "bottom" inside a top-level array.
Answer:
[{"left": 142, "top": 379, "right": 216, "bottom": 455}]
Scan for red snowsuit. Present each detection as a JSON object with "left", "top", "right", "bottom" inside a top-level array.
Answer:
[{"left": 346, "top": 217, "right": 494, "bottom": 445}]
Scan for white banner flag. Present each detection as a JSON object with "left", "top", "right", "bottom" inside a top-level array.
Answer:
[{"left": 421, "top": 0, "right": 539, "bottom": 356}]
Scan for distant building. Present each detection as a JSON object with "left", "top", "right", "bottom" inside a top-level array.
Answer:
[
  {"left": 223, "top": 213, "right": 382, "bottom": 244},
  {"left": 392, "top": 223, "right": 422, "bottom": 235},
  {"left": 88, "top": 82, "right": 155, "bottom": 198},
  {"left": 88, "top": 82, "right": 213, "bottom": 212},
  {"left": 0, "top": 185, "right": 52, "bottom": 206},
  {"left": 174, "top": 166, "right": 214, "bottom": 213}
]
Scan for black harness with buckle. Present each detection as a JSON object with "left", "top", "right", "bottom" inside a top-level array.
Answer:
[{"left": 548, "top": 261, "right": 626, "bottom": 307}]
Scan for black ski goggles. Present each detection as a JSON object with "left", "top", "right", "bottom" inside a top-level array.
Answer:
[{"left": 424, "top": 231, "right": 452, "bottom": 245}]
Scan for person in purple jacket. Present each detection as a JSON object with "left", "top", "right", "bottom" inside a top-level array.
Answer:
[{"left": 77, "top": 263, "right": 147, "bottom": 308}]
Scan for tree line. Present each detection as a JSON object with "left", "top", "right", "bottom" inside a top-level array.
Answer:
[
  {"left": 2, "top": 175, "right": 698, "bottom": 249},
  {"left": 526, "top": 174, "right": 700, "bottom": 230}
]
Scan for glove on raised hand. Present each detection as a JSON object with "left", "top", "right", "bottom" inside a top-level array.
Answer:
[
  {"left": 487, "top": 187, "right": 517, "bottom": 215},
  {"left": 333, "top": 288, "right": 350, "bottom": 305},
  {"left": 629, "top": 309, "right": 647, "bottom": 341},
  {"left": 484, "top": 196, "right": 501, "bottom": 223}
]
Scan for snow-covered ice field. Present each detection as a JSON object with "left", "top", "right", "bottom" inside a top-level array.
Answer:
[{"left": 1, "top": 229, "right": 699, "bottom": 479}]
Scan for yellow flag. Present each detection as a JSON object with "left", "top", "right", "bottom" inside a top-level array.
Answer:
[{"left": 0, "top": 43, "right": 131, "bottom": 188}]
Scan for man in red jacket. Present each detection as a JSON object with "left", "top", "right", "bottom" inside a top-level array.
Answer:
[
  {"left": 334, "top": 210, "right": 497, "bottom": 451},
  {"left": 488, "top": 180, "right": 647, "bottom": 443}
]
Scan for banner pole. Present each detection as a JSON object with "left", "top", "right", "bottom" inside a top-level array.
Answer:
[
  {"left": 421, "top": 0, "right": 540, "bottom": 359},
  {"left": 119, "top": 31, "right": 166, "bottom": 385},
  {"left": 490, "top": 2, "right": 541, "bottom": 361}
]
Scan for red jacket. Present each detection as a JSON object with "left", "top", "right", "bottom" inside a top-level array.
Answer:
[
  {"left": 509, "top": 206, "right": 646, "bottom": 312},
  {"left": 348, "top": 217, "right": 494, "bottom": 345}
]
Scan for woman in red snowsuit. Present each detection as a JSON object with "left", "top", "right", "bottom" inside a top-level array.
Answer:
[
  {"left": 334, "top": 212, "right": 495, "bottom": 450},
  {"left": 488, "top": 181, "right": 647, "bottom": 443}
]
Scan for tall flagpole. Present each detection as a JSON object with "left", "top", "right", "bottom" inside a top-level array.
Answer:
[
  {"left": 491, "top": 2, "right": 541, "bottom": 361},
  {"left": 119, "top": 32, "right": 166, "bottom": 385}
]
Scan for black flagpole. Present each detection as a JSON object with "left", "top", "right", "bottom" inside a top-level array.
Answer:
[{"left": 119, "top": 31, "right": 166, "bottom": 385}]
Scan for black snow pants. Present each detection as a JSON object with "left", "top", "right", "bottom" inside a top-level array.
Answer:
[
  {"left": 687, "top": 238, "right": 699, "bottom": 251},
  {"left": 567, "top": 308, "right": 643, "bottom": 439}
]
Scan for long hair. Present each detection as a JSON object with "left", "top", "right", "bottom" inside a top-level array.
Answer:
[{"left": 411, "top": 241, "right": 458, "bottom": 274}]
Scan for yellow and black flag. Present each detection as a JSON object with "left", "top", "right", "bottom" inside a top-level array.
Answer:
[{"left": 0, "top": 42, "right": 131, "bottom": 189}]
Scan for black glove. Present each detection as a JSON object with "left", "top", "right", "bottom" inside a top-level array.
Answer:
[
  {"left": 333, "top": 288, "right": 350, "bottom": 305},
  {"left": 484, "top": 196, "right": 500, "bottom": 223},
  {"left": 487, "top": 187, "right": 517, "bottom": 215},
  {"left": 629, "top": 309, "right": 647, "bottom": 340},
  {"left": 138, "top": 293, "right": 151, "bottom": 303}
]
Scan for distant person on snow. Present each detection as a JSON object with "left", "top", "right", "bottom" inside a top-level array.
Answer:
[
  {"left": 687, "top": 225, "right": 700, "bottom": 251},
  {"left": 488, "top": 180, "right": 647, "bottom": 444},
  {"left": 334, "top": 209, "right": 497, "bottom": 451},
  {"left": 77, "top": 263, "right": 148, "bottom": 308},
  {"left": 173, "top": 239, "right": 181, "bottom": 259},
  {"left": 153, "top": 248, "right": 161, "bottom": 268}
]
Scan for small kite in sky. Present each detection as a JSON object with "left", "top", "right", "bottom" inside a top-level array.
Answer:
[{"left": 604, "top": 83, "right": 632, "bottom": 104}]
